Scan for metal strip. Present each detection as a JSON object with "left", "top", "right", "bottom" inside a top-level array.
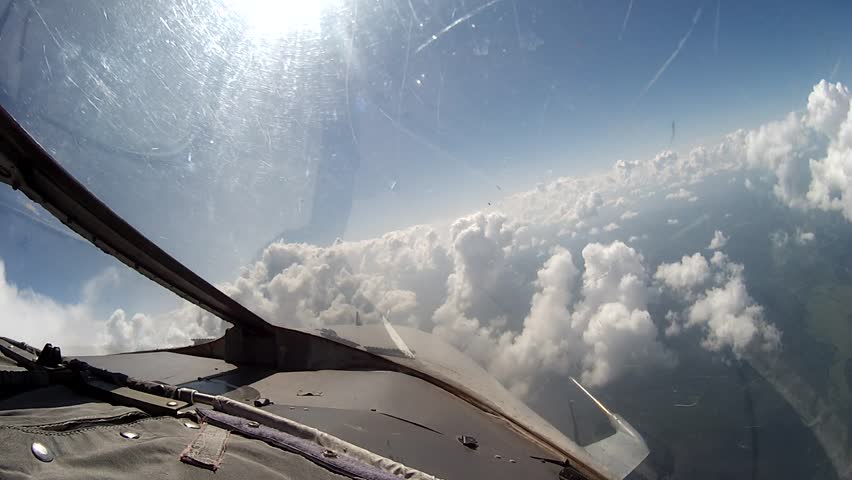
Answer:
[{"left": 200, "top": 408, "right": 435, "bottom": 480}]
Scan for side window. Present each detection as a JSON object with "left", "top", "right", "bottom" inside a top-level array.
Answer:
[{"left": 0, "top": 187, "right": 228, "bottom": 354}]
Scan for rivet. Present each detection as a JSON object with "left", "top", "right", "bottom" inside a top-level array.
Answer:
[
  {"left": 31, "top": 442, "right": 54, "bottom": 462},
  {"left": 166, "top": 401, "right": 178, "bottom": 407},
  {"left": 247, "top": 421, "right": 260, "bottom": 428},
  {"left": 303, "top": 407, "right": 309, "bottom": 411},
  {"left": 494, "top": 454, "right": 502, "bottom": 459},
  {"left": 509, "top": 459, "right": 517, "bottom": 463},
  {"left": 120, "top": 431, "right": 140, "bottom": 439},
  {"left": 183, "top": 421, "right": 200, "bottom": 429},
  {"left": 322, "top": 449, "right": 338, "bottom": 458},
  {"left": 289, "top": 406, "right": 295, "bottom": 410}
]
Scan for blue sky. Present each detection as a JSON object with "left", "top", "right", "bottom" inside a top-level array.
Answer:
[
  {"left": 0, "top": 0, "right": 850, "bottom": 308},
  {"left": 346, "top": 0, "right": 852, "bottom": 235}
]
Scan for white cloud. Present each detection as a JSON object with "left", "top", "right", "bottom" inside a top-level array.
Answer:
[
  {"left": 0, "top": 259, "right": 101, "bottom": 352},
  {"left": 744, "top": 111, "right": 818, "bottom": 209},
  {"left": 11, "top": 79, "right": 852, "bottom": 405},
  {"left": 659, "top": 252, "right": 781, "bottom": 357},
  {"left": 0, "top": 259, "right": 223, "bottom": 355},
  {"left": 654, "top": 253, "right": 710, "bottom": 291},
  {"left": 805, "top": 80, "right": 851, "bottom": 137},
  {"left": 771, "top": 228, "right": 816, "bottom": 248},
  {"left": 665, "top": 188, "right": 694, "bottom": 200},
  {"left": 708, "top": 230, "right": 729, "bottom": 249},
  {"left": 571, "top": 242, "right": 674, "bottom": 387},
  {"left": 686, "top": 275, "right": 781, "bottom": 355},
  {"left": 100, "top": 306, "right": 225, "bottom": 354},
  {"left": 733, "top": 80, "right": 852, "bottom": 222},
  {"left": 796, "top": 228, "right": 816, "bottom": 244},
  {"left": 603, "top": 222, "right": 620, "bottom": 232}
]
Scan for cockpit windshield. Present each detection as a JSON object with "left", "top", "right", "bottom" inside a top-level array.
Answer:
[{"left": 2, "top": 0, "right": 852, "bottom": 478}]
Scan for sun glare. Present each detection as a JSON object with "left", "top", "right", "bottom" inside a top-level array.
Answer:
[{"left": 224, "top": 0, "right": 337, "bottom": 38}]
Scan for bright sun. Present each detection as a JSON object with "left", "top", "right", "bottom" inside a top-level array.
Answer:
[{"left": 224, "top": 0, "right": 338, "bottom": 38}]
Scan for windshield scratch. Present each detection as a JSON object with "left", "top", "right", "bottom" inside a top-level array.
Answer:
[
  {"left": 619, "top": 0, "right": 634, "bottom": 41},
  {"left": 28, "top": 0, "right": 63, "bottom": 49},
  {"left": 415, "top": 0, "right": 503, "bottom": 54},
  {"left": 636, "top": 7, "right": 702, "bottom": 102}
]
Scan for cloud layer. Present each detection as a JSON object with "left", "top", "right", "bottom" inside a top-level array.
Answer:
[{"left": 9, "top": 80, "right": 852, "bottom": 397}]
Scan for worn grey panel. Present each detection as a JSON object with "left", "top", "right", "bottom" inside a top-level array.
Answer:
[
  {"left": 262, "top": 403, "right": 562, "bottom": 480},
  {"left": 194, "top": 370, "right": 565, "bottom": 479},
  {"left": 74, "top": 352, "right": 237, "bottom": 385}
]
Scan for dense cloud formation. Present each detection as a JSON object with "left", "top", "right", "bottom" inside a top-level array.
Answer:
[
  {"left": 222, "top": 213, "right": 672, "bottom": 394},
  {"left": 745, "top": 81, "right": 852, "bottom": 219},
  {"left": 0, "top": 260, "right": 104, "bottom": 351},
  {"left": 7, "top": 80, "right": 852, "bottom": 391},
  {"left": 0, "top": 261, "right": 224, "bottom": 353},
  {"left": 658, "top": 239, "right": 781, "bottom": 357},
  {"left": 654, "top": 253, "right": 710, "bottom": 292}
]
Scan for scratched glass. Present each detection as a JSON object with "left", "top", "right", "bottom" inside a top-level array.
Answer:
[{"left": 1, "top": 1, "right": 850, "bottom": 478}]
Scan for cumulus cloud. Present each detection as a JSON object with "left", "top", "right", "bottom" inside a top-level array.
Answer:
[
  {"left": 483, "top": 243, "right": 674, "bottom": 394},
  {"left": 0, "top": 259, "right": 103, "bottom": 351},
  {"left": 736, "top": 80, "right": 852, "bottom": 222},
  {"left": 100, "top": 306, "right": 225, "bottom": 353},
  {"left": 603, "top": 222, "right": 620, "bottom": 232},
  {"left": 654, "top": 253, "right": 710, "bottom": 291},
  {"left": 659, "top": 251, "right": 781, "bottom": 357},
  {"left": 0, "top": 259, "right": 224, "bottom": 354},
  {"left": 665, "top": 188, "right": 694, "bottom": 200},
  {"left": 686, "top": 275, "right": 781, "bottom": 355},
  {"left": 796, "top": 228, "right": 816, "bottom": 244},
  {"left": 708, "top": 230, "right": 729, "bottom": 249},
  {"left": 12, "top": 79, "right": 852, "bottom": 405}
]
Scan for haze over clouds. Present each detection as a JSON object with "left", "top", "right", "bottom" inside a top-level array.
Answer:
[
  {"left": 708, "top": 230, "right": 728, "bottom": 249},
  {"left": 5, "top": 80, "right": 852, "bottom": 397}
]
